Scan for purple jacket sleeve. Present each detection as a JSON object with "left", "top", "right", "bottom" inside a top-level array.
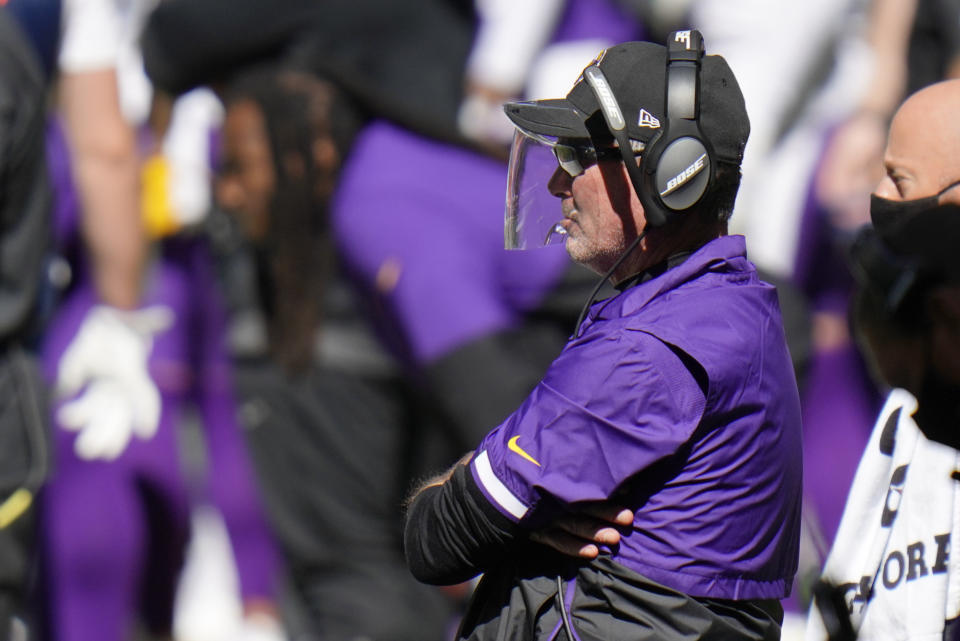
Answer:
[{"left": 472, "top": 328, "right": 706, "bottom": 524}]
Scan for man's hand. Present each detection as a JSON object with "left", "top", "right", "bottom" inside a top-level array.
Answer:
[{"left": 530, "top": 504, "right": 634, "bottom": 559}]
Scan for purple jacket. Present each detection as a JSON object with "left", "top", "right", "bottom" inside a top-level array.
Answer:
[{"left": 472, "top": 235, "right": 803, "bottom": 600}]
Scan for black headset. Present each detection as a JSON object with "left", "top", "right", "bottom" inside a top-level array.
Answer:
[
  {"left": 583, "top": 29, "right": 714, "bottom": 228},
  {"left": 571, "top": 30, "right": 717, "bottom": 336}
]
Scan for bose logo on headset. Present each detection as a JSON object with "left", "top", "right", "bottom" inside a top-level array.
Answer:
[
  {"left": 674, "top": 30, "right": 692, "bottom": 48},
  {"left": 661, "top": 153, "right": 707, "bottom": 197}
]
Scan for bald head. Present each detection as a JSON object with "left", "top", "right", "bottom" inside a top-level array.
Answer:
[{"left": 875, "top": 79, "right": 960, "bottom": 202}]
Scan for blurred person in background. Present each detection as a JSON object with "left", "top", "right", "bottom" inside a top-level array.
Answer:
[
  {"left": 138, "top": 1, "right": 645, "bottom": 635},
  {"left": 785, "top": 3, "right": 960, "bottom": 627},
  {"left": 209, "top": 66, "right": 459, "bottom": 641},
  {"left": 39, "top": 115, "right": 285, "bottom": 641},
  {"left": 328, "top": 0, "right": 644, "bottom": 466},
  {"left": 805, "top": 211, "right": 960, "bottom": 641},
  {"left": 0, "top": 0, "right": 149, "bottom": 638},
  {"left": 804, "top": 77, "right": 960, "bottom": 641},
  {"left": 0, "top": 1, "right": 288, "bottom": 640},
  {"left": 138, "top": 2, "right": 497, "bottom": 636}
]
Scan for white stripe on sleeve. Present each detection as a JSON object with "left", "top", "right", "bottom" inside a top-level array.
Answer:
[{"left": 473, "top": 450, "right": 528, "bottom": 520}]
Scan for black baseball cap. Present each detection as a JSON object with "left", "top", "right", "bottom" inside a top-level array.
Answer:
[{"left": 503, "top": 40, "right": 750, "bottom": 165}]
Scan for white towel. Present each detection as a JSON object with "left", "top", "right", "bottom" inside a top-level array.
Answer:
[{"left": 806, "top": 388, "right": 960, "bottom": 641}]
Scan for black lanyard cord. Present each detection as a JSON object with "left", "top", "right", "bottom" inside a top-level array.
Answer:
[
  {"left": 573, "top": 230, "right": 647, "bottom": 337},
  {"left": 556, "top": 575, "right": 577, "bottom": 640}
]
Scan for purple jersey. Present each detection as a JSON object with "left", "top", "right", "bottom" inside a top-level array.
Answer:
[{"left": 471, "top": 235, "right": 803, "bottom": 600}]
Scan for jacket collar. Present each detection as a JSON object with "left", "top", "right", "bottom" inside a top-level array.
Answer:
[{"left": 582, "top": 235, "right": 749, "bottom": 328}]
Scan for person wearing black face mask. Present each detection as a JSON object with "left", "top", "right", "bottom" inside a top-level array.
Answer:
[
  {"left": 869, "top": 79, "right": 960, "bottom": 235},
  {"left": 851, "top": 205, "right": 960, "bottom": 450},
  {"left": 864, "top": 78, "right": 960, "bottom": 453},
  {"left": 806, "top": 206, "right": 960, "bottom": 639},
  {"left": 870, "top": 178, "right": 960, "bottom": 236},
  {"left": 805, "top": 78, "right": 960, "bottom": 641}
]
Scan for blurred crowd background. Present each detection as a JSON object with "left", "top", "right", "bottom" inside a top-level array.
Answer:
[{"left": 1, "top": 0, "right": 957, "bottom": 640}]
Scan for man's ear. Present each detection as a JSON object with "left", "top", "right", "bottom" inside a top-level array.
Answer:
[{"left": 599, "top": 162, "right": 642, "bottom": 233}]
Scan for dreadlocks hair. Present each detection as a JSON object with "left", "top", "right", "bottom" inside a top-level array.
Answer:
[{"left": 221, "top": 67, "right": 364, "bottom": 374}]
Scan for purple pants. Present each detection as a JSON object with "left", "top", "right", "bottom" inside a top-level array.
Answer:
[{"left": 40, "top": 239, "right": 279, "bottom": 641}]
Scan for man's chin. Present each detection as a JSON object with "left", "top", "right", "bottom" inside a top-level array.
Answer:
[
  {"left": 564, "top": 239, "right": 598, "bottom": 272},
  {"left": 563, "top": 236, "right": 581, "bottom": 262}
]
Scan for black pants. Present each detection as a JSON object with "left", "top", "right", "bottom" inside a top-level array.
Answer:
[
  {"left": 234, "top": 360, "right": 457, "bottom": 641},
  {"left": 459, "top": 555, "right": 784, "bottom": 641}
]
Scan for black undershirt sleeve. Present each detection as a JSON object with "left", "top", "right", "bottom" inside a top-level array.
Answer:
[{"left": 403, "top": 462, "right": 521, "bottom": 585}]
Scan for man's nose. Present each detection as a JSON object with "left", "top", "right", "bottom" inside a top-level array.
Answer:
[
  {"left": 872, "top": 176, "right": 900, "bottom": 200},
  {"left": 548, "top": 166, "right": 573, "bottom": 197}
]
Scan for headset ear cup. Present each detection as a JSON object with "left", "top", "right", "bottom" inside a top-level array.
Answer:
[{"left": 654, "top": 136, "right": 711, "bottom": 212}]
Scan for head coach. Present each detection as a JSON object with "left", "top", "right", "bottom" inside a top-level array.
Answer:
[{"left": 403, "top": 31, "right": 803, "bottom": 641}]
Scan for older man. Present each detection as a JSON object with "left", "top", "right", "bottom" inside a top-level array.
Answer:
[{"left": 404, "top": 32, "right": 803, "bottom": 641}]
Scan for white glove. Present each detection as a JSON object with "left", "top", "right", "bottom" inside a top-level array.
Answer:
[{"left": 56, "top": 304, "right": 174, "bottom": 461}]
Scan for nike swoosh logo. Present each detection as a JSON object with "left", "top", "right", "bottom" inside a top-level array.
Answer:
[{"left": 508, "top": 436, "right": 541, "bottom": 467}]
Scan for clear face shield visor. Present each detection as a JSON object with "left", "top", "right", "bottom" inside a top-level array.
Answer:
[
  {"left": 505, "top": 129, "right": 568, "bottom": 250},
  {"left": 504, "top": 128, "right": 632, "bottom": 249}
]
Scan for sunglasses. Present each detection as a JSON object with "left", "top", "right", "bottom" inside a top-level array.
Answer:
[{"left": 552, "top": 143, "right": 624, "bottom": 177}]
